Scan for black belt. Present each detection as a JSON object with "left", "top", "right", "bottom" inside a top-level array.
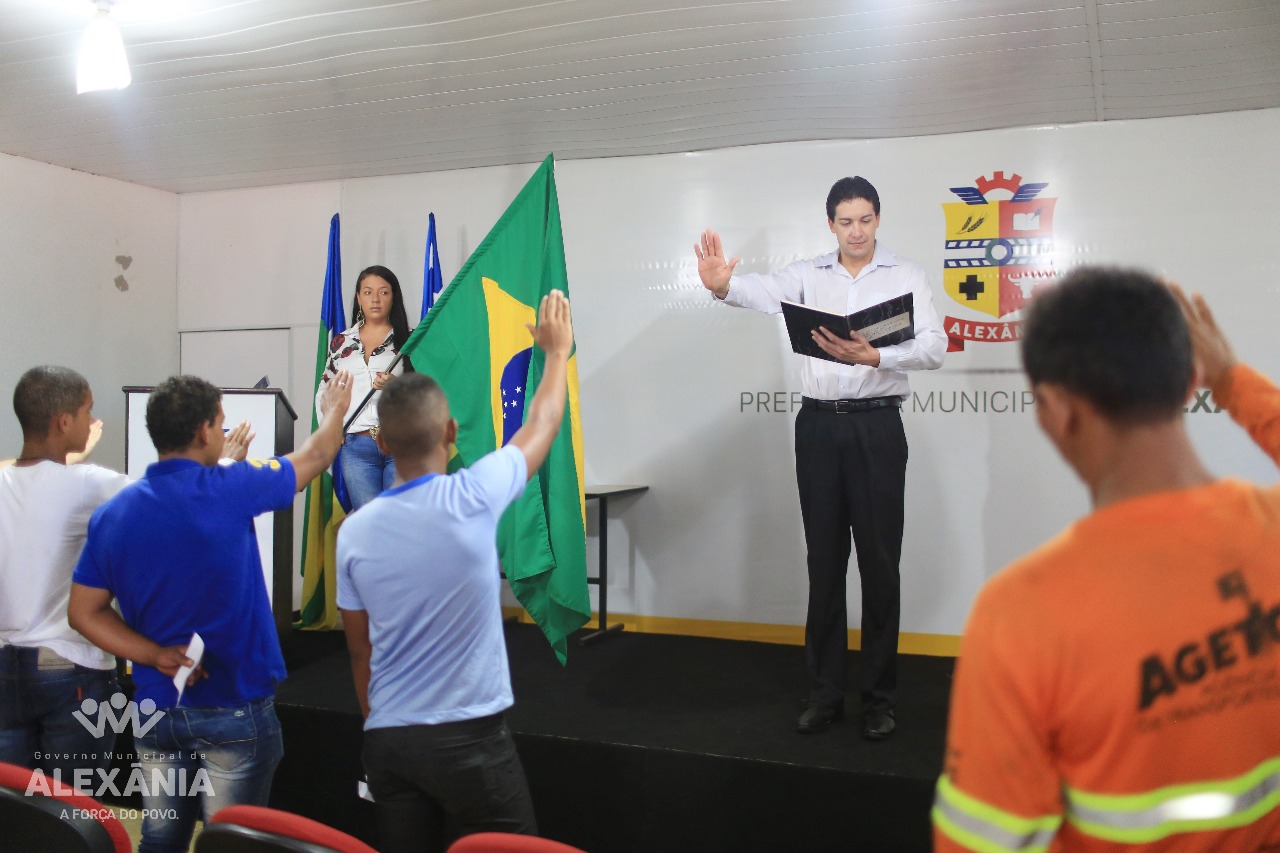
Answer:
[{"left": 802, "top": 395, "right": 900, "bottom": 413}]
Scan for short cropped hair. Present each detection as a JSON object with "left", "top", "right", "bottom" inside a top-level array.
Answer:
[
  {"left": 13, "top": 366, "right": 89, "bottom": 438},
  {"left": 1021, "top": 267, "right": 1192, "bottom": 426},
  {"left": 377, "top": 373, "right": 449, "bottom": 457},
  {"left": 146, "top": 376, "right": 221, "bottom": 454},
  {"left": 826, "top": 176, "right": 881, "bottom": 220}
]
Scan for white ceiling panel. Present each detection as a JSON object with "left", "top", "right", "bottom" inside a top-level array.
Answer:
[{"left": 1, "top": 0, "right": 1277, "bottom": 193}]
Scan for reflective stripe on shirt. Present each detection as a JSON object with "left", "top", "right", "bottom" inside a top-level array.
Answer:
[
  {"left": 933, "top": 774, "right": 1061, "bottom": 853},
  {"left": 1064, "top": 755, "right": 1280, "bottom": 844}
]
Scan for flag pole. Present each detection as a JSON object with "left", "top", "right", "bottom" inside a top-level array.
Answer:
[{"left": 341, "top": 351, "right": 407, "bottom": 432}]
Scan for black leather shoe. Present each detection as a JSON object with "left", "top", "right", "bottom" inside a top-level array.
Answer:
[
  {"left": 862, "top": 708, "right": 896, "bottom": 740},
  {"left": 797, "top": 702, "right": 844, "bottom": 734}
]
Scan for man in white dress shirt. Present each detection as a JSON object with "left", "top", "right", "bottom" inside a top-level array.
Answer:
[{"left": 696, "top": 176, "right": 946, "bottom": 739}]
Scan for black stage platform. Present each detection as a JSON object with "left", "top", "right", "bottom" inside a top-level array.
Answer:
[{"left": 270, "top": 623, "right": 953, "bottom": 852}]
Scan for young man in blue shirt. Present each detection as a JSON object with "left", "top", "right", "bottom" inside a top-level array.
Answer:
[
  {"left": 68, "top": 370, "right": 352, "bottom": 853},
  {"left": 337, "top": 290, "right": 574, "bottom": 853}
]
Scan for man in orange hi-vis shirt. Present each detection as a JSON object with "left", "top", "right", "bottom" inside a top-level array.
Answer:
[{"left": 933, "top": 267, "right": 1280, "bottom": 852}]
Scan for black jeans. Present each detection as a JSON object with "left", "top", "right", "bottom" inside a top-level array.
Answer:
[
  {"left": 795, "top": 403, "right": 907, "bottom": 712},
  {"left": 363, "top": 712, "right": 537, "bottom": 853}
]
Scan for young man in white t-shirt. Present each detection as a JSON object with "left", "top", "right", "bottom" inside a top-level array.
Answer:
[
  {"left": 0, "top": 366, "right": 130, "bottom": 781},
  {"left": 337, "top": 290, "right": 575, "bottom": 853}
]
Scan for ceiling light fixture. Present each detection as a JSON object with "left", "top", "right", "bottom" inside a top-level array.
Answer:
[{"left": 77, "top": 0, "right": 131, "bottom": 94}]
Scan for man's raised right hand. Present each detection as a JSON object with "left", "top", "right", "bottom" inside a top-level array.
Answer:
[
  {"left": 1169, "top": 283, "right": 1236, "bottom": 389},
  {"left": 529, "top": 290, "right": 574, "bottom": 360},
  {"left": 695, "top": 229, "right": 740, "bottom": 299}
]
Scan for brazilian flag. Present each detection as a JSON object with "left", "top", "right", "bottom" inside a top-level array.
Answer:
[
  {"left": 400, "top": 154, "right": 589, "bottom": 664},
  {"left": 296, "top": 213, "right": 347, "bottom": 630}
]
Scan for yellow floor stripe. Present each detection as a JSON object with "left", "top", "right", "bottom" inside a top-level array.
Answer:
[{"left": 503, "top": 608, "right": 961, "bottom": 657}]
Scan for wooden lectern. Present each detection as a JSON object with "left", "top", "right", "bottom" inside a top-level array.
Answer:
[{"left": 123, "top": 386, "right": 298, "bottom": 636}]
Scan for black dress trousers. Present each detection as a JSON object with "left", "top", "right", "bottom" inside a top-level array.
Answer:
[{"left": 794, "top": 402, "right": 908, "bottom": 712}]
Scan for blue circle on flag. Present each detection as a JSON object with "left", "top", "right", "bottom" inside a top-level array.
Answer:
[{"left": 500, "top": 348, "right": 533, "bottom": 445}]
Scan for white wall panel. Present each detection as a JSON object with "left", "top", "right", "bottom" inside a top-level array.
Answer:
[
  {"left": 177, "top": 182, "right": 343, "bottom": 330},
  {"left": 0, "top": 153, "right": 179, "bottom": 471}
]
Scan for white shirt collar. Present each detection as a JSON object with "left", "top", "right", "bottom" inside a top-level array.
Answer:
[{"left": 814, "top": 242, "right": 901, "bottom": 274}]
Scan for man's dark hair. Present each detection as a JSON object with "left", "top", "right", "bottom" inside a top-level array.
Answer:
[
  {"left": 146, "top": 375, "right": 222, "bottom": 454},
  {"left": 377, "top": 373, "right": 448, "bottom": 458},
  {"left": 826, "top": 176, "right": 881, "bottom": 220},
  {"left": 13, "top": 366, "right": 89, "bottom": 438},
  {"left": 1021, "top": 267, "right": 1192, "bottom": 426}
]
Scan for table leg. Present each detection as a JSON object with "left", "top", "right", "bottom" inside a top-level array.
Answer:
[{"left": 579, "top": 494, "right": 624, "bottom": 645}]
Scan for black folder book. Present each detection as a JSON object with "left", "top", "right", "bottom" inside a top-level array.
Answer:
[{"left": 780, "top": 293, "right": 915, "bottom": 363}]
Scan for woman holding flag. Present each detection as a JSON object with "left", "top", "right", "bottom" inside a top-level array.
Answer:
[{"left": 315, "top": 264, "right": 416, "bottom": 510}]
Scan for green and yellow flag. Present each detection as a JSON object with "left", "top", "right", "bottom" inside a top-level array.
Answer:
[
  {"left": 296, "top": 213, "right": 347, "bottom": 630},
  {"left": 400, "top": 154, "right": 589, "bottom": 663}
]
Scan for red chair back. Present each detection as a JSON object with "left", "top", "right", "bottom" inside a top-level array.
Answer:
[
  {"left": 0, "top": 760, "right": 131, "bottom": 853},
  {"left": 447, "top": 832, "right": 589, "bottom": 853},
  {"left": 199, "top": 804, "right": 378, "bottom": 853}
]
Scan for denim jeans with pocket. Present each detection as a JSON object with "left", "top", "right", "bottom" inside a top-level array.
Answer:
[
  {"left": 0, "top": 644, "right": 119, "bottom": 784},
  {"left": 341, "top": 433, "right": 397, "bottom": 510},
  {"left": 132, "top": 696, "right": 283, "bottom": 853}
]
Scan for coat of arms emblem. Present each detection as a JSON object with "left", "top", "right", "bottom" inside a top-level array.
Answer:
[{"left": 942, "top": 172, "right": 1057, "bottom": 350}]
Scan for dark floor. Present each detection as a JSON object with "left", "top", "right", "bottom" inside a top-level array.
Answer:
[{"left": 273, "top": 623, "right": 955, "bottom": 852}]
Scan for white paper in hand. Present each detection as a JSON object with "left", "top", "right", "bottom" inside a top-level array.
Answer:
[{"left": 173, "top": 632, "right": 205, "bottom": 706}]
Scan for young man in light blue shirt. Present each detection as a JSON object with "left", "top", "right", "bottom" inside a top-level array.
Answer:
[{"left": 338, "top": 289, "right": 575, "bottom": 853}]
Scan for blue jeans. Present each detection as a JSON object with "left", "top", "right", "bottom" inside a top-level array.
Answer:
[
  {"left": 133, "top": 697, "right": 283, "bottom": 853},
  {"left": 0, "top": 644, "right": 118, "bottom": 784},
  {"left": 341, "top": 433, "right": 396, "bottom": 510}
]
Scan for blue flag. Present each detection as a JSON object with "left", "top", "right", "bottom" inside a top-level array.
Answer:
[
  {"left": 320, "top": 217, "right": 352, "bottom": 513},
  {"left": 320, "top": 213, "right": 346, "bottom": 342},
  {"left": 298, "top": 213, "right": 350, "bottom": 629},
  {"left": 422, "top": 212, "right": 443, "bottom": 319}
]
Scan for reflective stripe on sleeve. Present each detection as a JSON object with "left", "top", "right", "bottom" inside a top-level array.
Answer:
[
  {"left": 1065, "top": 756, "right": 1280, "bottom": 844},
  {"left": 933, "top": 774, "right": 1062, "bottom": 853}
]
